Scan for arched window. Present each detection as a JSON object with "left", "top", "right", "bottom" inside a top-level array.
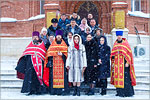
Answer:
[{"left": 40, "top": 0, "right": 45, "bottom": 14}]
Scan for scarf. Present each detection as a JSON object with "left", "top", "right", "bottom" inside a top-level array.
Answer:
[{"left": 74, "top": 41, "right": 79, "bottom": 50}]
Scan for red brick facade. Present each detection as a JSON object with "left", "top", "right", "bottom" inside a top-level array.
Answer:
[{"left": 0, "top": 0, "right": 149, "bottom": 37}]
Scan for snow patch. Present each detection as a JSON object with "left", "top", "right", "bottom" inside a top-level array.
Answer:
[
  {"left": 17, "top": 19, "right": 28, "bottom": 22},
  {"left": 0, "top": 17, "right": 17, "bottom": 22},
  {"left": 0, "top": 14, "right": 45, "bottom": 22},
  {"left": 44, "top": 3, "right": 59, "bottom": 6},
  {"left": 1, "top": 37, "right": 32, "bottom": 40},
  {"left": 1, "top": 92, "right": 149, "bottom": 99},
  {"left": 112, "top": 2, "right": 127, "bottom": 4},
  {"left": 128, "top": 34, "right": 150, "bottom": 38},
  {"left": 28, "top": 14, "right": 45, "bottom": 21},
  {"left": 128, "top": 11, "right": 150, "bottom": 18},
  {"left": 0, "top": 33, "right": 16, "bottom": 36}
]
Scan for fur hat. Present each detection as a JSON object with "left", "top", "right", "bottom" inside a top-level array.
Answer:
[{"left": 51, "top": 18, "right": 58, "bottom": 23}]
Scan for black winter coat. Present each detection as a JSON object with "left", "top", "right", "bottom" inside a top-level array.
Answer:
[
  {"left": 85, "top": 39, "right": 98, "bottom": 67},
  {"left": 63, "top": 25, "right": 81, "bottom": 40},
  {"left": 84, "top": 39, "right": 99, "bottom": 83},
  {"left": 89, "top": 25, "right": 99, "bottom": 36},
  {"left": 97, "top": 36, "right": 111, "bottom": 79},
  {"left": 47, "top": 25, "right": 61, "bottom": 36},
  {"left": 15, "top": 55, "right": 47, "bottom": 93}
]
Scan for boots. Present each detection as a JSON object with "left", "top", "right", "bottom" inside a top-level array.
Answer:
[
  {"left": 73, "top": 86, "right": 77, "bottom": 96},
  {"left": 100, "top": 88, "right": 106, "bottom": 95},
  {"left": 27, "top": 91, "right": 36, "bottom": 96},
  {"left": 87, "top": 88, "right": 95, "bottom": 95},
  {"left": 100, "top": 79, "right": 107, "bottom": 96},
  {"left": 76, "top": 86, "right": 80, "bottom": 96}
]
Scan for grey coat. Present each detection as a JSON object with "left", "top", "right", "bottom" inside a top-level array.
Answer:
[{"left": 66, "top": 34, "right": 87, "bottom": 82}]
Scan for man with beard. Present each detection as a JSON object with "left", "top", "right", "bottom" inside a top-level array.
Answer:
[
  {"left": 15, "top": 31, "right": 47, "bottom": 95},
  {"left": 43, "top": 30, "right": 69, "bottom": 95},
  {"left": 110, "top": 31, "right": 136, "bottom": 97}
]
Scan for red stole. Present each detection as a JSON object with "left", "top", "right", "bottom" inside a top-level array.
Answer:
[
  {"left": 43, "top": 39, "right": 68, "bottom": 87},
  {"left": 17, "top": 41, "right": 46, "bottom": 85},
  {"left": 110, "top": 38, "right": 136, "bottom": 88}
]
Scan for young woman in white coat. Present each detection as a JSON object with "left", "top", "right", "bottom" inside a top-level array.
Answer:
[{"left": 66, "top": 34, "right": 87, "bottom": 96}]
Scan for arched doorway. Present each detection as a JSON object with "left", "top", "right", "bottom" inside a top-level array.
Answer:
[{"left": 76, "top": 1, "right": 99, "bottom": 24}]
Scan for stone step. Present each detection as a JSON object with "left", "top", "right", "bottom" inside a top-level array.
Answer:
[
  {"left": 1, "top": 75, "right": 149, "bottom": 84},
  {"left": 1, "top": 69, "right": 149, "bottom": 75},
  {"left": 1, "top": 83, "right": 149, "bottom": 91},
  {"left": 1, "top": 76, "right": 149, "bottom": 83},
  {"left": 1, "top": 82, "right": 149, "bottom": 90},
  {"left": 1, "top": 89, "right": 149, "bottom": 97},
  {"left": 1, "top": 80, "right": 149, "bottom": 87}
]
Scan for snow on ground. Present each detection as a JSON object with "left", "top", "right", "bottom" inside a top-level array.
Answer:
[
  {"left": 1, "top": 56, "right": 149, "bottom": 99},
  {"left": 1, "top": 56, "right": 18, "bottom": 70},
  {"left": 1, "top": 92, "right": 149, "bottom": 99}
]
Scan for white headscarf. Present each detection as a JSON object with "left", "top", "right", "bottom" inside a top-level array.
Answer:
[
  {"left": 40, "top": 27, "right": 47, "bottom": 35},
  {"left": 71, "top": 34, "right": 82, "bottom": 46},
  {"left": 84, "top": 26, "right": 92, "bottom": 33},
  {"left": 79, "top": 18, "right": 89, "bottom": 31}
]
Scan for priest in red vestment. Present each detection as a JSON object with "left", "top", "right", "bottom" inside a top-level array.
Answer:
[
  {"left": 43, "top": 30, "right": 69, "bottom": 95},
  {"left": 15, "top": 31, "right": 47, "bottom": 95},
  {"left": 110, "top": 31, "right": 136, "bottom": 97}
]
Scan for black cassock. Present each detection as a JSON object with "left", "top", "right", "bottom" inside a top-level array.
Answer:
[
  {"left": 115, "top": 40, "right": 134, "bottom": 97},
  {"left": 47, "top": 54, "right": 69, "bottom": 95},
  {"left": 15, "top": 55, "right": 47, "bottom": 94},
  {"left": 116, "top": 59, "right": 135, "bottom": 97}
]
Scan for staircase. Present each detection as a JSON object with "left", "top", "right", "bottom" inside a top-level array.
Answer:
[{"left": 1, "top": 56, "right": 150, "bottom": 95}]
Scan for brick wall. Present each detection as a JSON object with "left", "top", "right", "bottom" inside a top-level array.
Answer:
[
  {"left": 127, "top": 15, "right": 150, "bottom": 35},
  {"left": 59, "top": 1, "right": 112, "bottom": 34},
  {"left": 0, "top": 0, "right": 149, "bottom": 37},
  {"left": 1, "top": 18, "right": 45, "bottom": 37},
  {"left": 1, "top": 0, "right": 40, "bottom": 20}
]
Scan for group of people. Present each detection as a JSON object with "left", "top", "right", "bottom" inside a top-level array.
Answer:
[{"left": 15, "top": 13, "right": 136, "bottom": 97}]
